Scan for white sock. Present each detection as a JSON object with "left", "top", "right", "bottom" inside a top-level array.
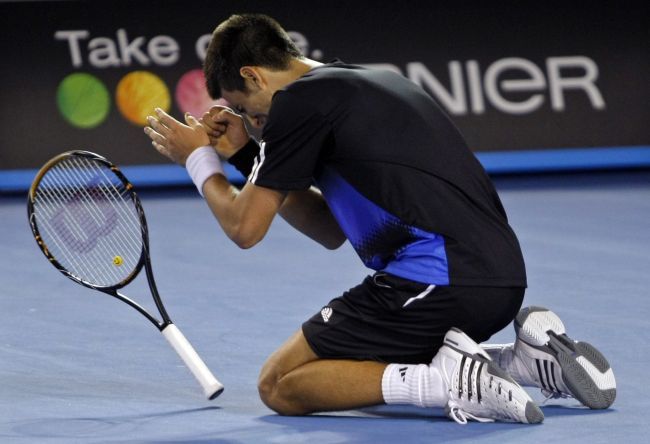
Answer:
[{"left": 381, "top": 363, "right": 447, "bottom": 408}]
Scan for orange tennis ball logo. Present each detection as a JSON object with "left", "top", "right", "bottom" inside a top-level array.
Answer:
[{"left": 116, "top": 71, "right": 170, "bottom": 126}]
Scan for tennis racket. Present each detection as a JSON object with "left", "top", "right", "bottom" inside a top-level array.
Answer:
[{"left": 27, "top": 150, "right": 224, "bottom": 400}]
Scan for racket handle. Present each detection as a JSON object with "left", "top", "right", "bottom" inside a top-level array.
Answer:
[{"left": 161, "top": 323, "right": 224, "bottom": 400}]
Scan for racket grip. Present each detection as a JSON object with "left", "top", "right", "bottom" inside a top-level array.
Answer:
[{"left": 161, "top": 323, "right": 224, "bottom": 400}]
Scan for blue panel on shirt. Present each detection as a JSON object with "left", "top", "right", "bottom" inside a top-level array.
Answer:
[{"left": 316, "top": 167, "right": 450, "bottom": 285}]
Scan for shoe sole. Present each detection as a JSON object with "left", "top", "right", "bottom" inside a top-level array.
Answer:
[
  {"left": 515, "top": 307, "right": 616, "bottom": 409},
  {"left": 445, "top": 328, "right": 544, "bottom": 424}
]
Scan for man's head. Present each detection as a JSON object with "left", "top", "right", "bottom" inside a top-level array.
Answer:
[{"left": 204, "top": 14, "right": 304, "bottom": 126}]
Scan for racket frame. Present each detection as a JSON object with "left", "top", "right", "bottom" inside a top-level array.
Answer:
[
  {"left": 27, "top": 151, "right": 224, "bottom": 399},
  {"left": 28, "top": 151, "right": 170, "bottom": 330}
]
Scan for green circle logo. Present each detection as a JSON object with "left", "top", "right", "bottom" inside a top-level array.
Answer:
[{"left": 57, "top": 73, "right": 110, "bottom": 129}]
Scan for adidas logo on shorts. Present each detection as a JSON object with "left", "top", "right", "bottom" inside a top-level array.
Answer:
[{"left": 321, "top": 307, "right": 333, "bottom": 323}]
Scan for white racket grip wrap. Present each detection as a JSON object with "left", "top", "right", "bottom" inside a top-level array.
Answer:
[
  {"left": 161, "top": 323, "right": 224, "bottom": 400},
  {"left": 185, "top": 146, "right": 224, "bottom": 197}
]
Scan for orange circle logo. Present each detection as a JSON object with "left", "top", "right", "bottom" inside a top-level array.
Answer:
[{"left": 116, "top": 71, "right": 170, "bottom": 126}]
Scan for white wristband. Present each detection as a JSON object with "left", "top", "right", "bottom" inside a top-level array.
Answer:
[{"left": 185, "top": 146, "right": 224, "bottom": 197}]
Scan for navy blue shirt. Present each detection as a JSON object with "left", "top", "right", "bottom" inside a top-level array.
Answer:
[{"left": 246, "top": 62, "right": 526, "bottom": 287}]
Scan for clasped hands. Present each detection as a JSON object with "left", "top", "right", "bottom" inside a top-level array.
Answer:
[{"left": 144, "top": 105, "right": 250, "bottom": 166}]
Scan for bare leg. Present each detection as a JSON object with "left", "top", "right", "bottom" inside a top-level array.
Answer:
[{"left": 258, "top": 329, "right": 386, "bottom": 415}]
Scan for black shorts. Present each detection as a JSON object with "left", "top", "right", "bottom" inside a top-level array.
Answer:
[{"left": 302, "top": 272, "right": 525, "bottom": 364}]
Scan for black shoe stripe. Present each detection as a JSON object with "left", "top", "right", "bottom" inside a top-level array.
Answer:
[
  {"left": 544, "top": 361, "right": 560, "bottom": 393},
  {"left": 550, "top": 361, "right": 559, "bottom": 392},
  {"left": 536, "top": 359, "right": 548, "bottom": 390},
  {"left": 459, "top": 356, "right": 466, "bottom": 398},
  {"left": 467, "top": 359, "right": 476, "bottom": 400},
  {"left": 544, "top": 360, "right": 555, "bottom": 391},
  {"left": 477, "top": 362, "right": 484, "bottom": 403}
]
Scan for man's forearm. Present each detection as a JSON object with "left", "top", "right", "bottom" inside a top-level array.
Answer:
[
  {"left": 202, "top": 174, "right": 285, "bottom": 249},
  {"left": 279, "top": 188, "right": 346, "bottom": 250}
]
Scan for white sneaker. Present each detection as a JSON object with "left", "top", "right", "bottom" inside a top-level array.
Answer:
[
  {"left": 513, "top": 306, "right": 616, "bottom": 409},
  {"left": 432, "top": 328, "right": 544, "bottom": 424}
]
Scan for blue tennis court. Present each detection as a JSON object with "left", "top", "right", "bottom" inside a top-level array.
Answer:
[{"left": 1, "top": 170, "right": 648, "bottom": 443}]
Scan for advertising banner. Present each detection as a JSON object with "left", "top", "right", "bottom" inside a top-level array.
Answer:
[{"left": 1, "top": 1, "right": 648, "bottom": 190}]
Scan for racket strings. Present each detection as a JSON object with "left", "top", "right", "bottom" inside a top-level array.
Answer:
[
  {"left": 33, "top": 156, "right": 145, "bottom": 287},
  {"left": 46, "top": 166, "right": 122, "bottom": 250},
  {"left": 37, "top": 160, "right": 141, "bottom": 285},
  {"left": 58, "top": 158, "right": 142, "bottom": 258},
  {"left": 41, "top": 165, "right": 122, "bottom": 252},
  {"left": 36, "top": 170, "right": 111, "bottom": 277},
  {"left": 39, "top": 167, "right": 133, "bottom": 285},
  {"left": 36, "top": 183, "right": 100, "bottom": 279},
  {"left": 36, "top": 166, "right": 136, "bottom": 286},
  {"left": 70, "top": 157, "right": 143, "bottom": 249}
]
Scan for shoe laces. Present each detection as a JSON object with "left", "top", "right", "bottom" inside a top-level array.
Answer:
[
  {"left": 446, "top": 400, "right": 495, "bottom": 424},
  {"left": 541, "top": 388, "right": 571, "bottom": 404}
]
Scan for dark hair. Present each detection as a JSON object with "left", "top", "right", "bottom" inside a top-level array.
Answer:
[{"left": 204, "top": 14, "right": 302, "bottom": 98}]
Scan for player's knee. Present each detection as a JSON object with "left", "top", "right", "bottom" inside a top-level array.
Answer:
[
  {"left": 257, "top": 369, "right": 276, "bottom": 408},
  {"left": 257, "top": 368, "right": 307, "bottom": 416}
]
